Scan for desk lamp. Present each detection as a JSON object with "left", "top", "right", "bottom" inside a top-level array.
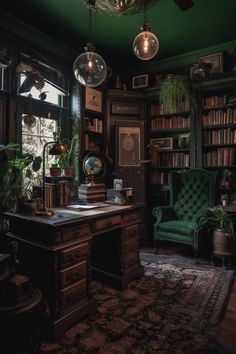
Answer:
[{"left": 35, "top": 140, "right": 67, "bottom": 216}]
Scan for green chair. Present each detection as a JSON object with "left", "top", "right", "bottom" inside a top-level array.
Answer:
[{"left": 152, "top": 169, "right": 216, "bottom": 261}]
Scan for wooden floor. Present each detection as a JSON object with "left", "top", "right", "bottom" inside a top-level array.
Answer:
[{"left": 142, "top": 244, "right": 236, "bottom": 353}]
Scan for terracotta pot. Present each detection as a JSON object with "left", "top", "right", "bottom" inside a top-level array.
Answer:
[
  {"left": 213, "top": 228, "right": 234, "bottom": 255},
  {"left": 63, "top": 166, "right": 74, "bottom": 176},
  {"left": 49, "top": 167, "right": 61, "bottom": 177}
]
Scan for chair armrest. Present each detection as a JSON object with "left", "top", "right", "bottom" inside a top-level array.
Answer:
[{"left": 152, "top": 206, "right": 178, "bottom": 225}]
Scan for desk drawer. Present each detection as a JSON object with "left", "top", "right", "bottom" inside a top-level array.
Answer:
[
  {"left": 122, "top": 237, "right": 138, "bottom": 254},
  {"left": 59, "top": 260, "right": 87, "bottom": 289},
  {"left": 122, "top": 250, "right": 139, "bottom": 270},
  {"left": 123, "top": 224, "right": 140, "bottom": 242},
  {"left": 94, "top": 214, "right": 122, "bottom": 232},
  {"left": 59, "top": 279, "right": 87, "bottom": 310},
  {"left": 122, "top": 210, "right": 141, "bottom": 225},
  {"left": 60, "top": 242, "right": 90, "bottom": 268},
  {"left": 61, "top": 223, "right": 91, "bottom": 242}
]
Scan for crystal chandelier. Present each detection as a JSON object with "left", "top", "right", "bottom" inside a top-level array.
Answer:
[{"left": 83, "top": 0, "right": 159, "bottom": 16}]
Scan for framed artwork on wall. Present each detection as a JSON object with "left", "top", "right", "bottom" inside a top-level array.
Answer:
[
  {"left": 198, "top": 52, "right": 224, "bottom": 74},
  {"left": 115, "top": 121, "right": 144, "bottom": 167},
  {"left": 132, "top": 74, "right": 148, "bottom": 89},
  {"left": 85, "top": 87, "right": 102, "bottom": 113}
]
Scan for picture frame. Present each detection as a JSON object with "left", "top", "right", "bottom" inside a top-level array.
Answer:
[
  {"left": 85, "top": 87, "right": 102, "bottom": 113},
  {"left": 132, "top": 74, "right": 148, "bottom": 89},
  {"left": 198, "top": 52, "right": 224, "bottom": 74},
  {"left": 111, "top": 101, "right": 139, "bottom": 115},
  {"left": 116, "top": 122, "right": 144, "bottom": 167},
  {"left": 150, "top": 137, "right": 173, "bottom": 150},
  {"left": 178, "top": 133, "right": 190, "bottom": 149}
]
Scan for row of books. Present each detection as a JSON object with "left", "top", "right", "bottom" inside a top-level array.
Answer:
[
  {"left": 203, "top": 147, "right": 235, "bottom": 167},
  {"left": 202, "top": 95, "right": 227, "bottom": 108},
  {"left": 33, "top": 180, "right": 72, "bottom": 208},
  {"left": 203, "top": 128, "right": 236, "bottom": 145},
  {"left": 150, "top": 171, "right": 168, "bottom": 185},
  {"left": 84, "top": 117, "right": 103, "bottom": 133},
  {"left": 202, "top": 107, "right": 236, "bottom": 126},
  {"left": 151, "top": 152, "right": 190, "bottom": 168},
  {"left": 151, "top": 116, "right": 190, "bottom": 131}
]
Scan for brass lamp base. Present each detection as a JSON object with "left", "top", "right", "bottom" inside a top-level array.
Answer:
[{"left": 35, "top": 208, "right": 54, "bottom": 217}]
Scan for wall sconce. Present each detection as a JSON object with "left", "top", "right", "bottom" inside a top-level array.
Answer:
[{"left": 35, "top": 141, "right": 67, "bottom": 216}]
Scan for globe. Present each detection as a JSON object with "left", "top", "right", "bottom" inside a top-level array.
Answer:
[{"left": 82, "top": 155, "right": 104, "bottom": 179}]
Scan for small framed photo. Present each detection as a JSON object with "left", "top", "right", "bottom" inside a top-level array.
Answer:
[
  {"left": 113, "top": 179, "right": 123, "bottom": 190},
  {"left": 85, "top": 87, "right": 102, "bottom": 113},
  {"left": 150, "top": 137, "right": 173, "bottom": 150},
  {"left": 178, "top": 133, "right": 190, "bottom": 149},
  {"left": 198, "top": 52, "right": 224, "bottom": 74},
  {"left": 132, "top": 74, "right": 148, "bottom": 89}
]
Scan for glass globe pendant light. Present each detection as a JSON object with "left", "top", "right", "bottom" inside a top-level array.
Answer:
[
  {"left": 73, "top": 6, "right": 107, "bottom": 87},
  {"left": 133, "top": 2, "right": 159, "bottom": 60}
]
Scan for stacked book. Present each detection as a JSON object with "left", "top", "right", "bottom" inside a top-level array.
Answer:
[{"left": 78, "top": 183, "right": 106, "bottom": 202}]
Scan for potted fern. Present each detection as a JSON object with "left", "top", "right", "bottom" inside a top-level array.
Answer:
[
  {"left": 197, "top": 207, "right": 235, "bottom": 254},
  {"left": 159, "top": 74, "right": 191, "bottom": 114}
]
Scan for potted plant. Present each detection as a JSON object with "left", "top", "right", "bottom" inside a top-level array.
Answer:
[
  {"left": 197, "top": 207, "right": 235, "bottom": 255},
  {"left": 0, "top": 144, "right": 42, "bottom": 231},
  {"left": 58, "top": 134, "right": 78, "bottom": 176},
  {"left": 159, "top": 74, "right": 191, "bottom": 114}
]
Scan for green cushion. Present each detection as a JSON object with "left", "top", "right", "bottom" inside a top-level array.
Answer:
[{"left": 159, "top": 220, "right": 196, "bottom": 237}]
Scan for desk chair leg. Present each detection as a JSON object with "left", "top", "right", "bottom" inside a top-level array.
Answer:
[{"left": 154, "top": 239, "right": 159, "bottom": 254}]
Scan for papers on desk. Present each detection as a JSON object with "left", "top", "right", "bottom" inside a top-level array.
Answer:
[{"left": 67, "top": 202, "right": 108, "bottom": 210}]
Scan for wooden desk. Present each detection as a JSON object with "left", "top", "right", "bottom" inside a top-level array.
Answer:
[{"left": 5, "top": 204, "right": 144, "bottom": 340}]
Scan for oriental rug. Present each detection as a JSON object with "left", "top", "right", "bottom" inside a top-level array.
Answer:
[{"left": 39, "top": 253, "right": 234, "bottom": 354}]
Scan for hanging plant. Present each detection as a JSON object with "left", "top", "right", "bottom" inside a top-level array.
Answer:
[{"left": 159, "top": 74, "right": 191, "bottom": 114}]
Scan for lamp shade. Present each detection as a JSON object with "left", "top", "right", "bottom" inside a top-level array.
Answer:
[
  {"left": 133, "top": 24, "right": 159, "bottom": 60},
  {"left": 48, "top": 142, "right": 67, "bottom": 156},
  {"left": 73, "top": 46, "right": 107, "bottom": 88}
]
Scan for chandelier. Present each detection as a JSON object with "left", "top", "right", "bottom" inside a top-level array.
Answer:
[{"left": 83, "top": 0, "right": 159, "bottom": 16}]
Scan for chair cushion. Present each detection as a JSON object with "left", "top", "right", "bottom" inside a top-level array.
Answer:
[{"left": 159, "top": 220, "right": 196, "bottom": 237}]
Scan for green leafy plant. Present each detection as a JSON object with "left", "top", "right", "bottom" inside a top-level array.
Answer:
[
  {"left": 197, "top": 207, "right": 235, "bottom": 240},
  {"left": 0, "top": 143, "right": 42, "bottom": 228},
  {"left": 159, "top": 74, "right": 191, "bottom": 114}
]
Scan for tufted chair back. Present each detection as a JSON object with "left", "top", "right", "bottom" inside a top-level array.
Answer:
[{"left": 169, "top": 169, "right": 216, "bottom": 222}]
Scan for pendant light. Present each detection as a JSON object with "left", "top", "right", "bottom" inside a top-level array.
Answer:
[
  {"left": 73, "top": 4, "right": 107, "bottom": 87},
  {"left": 133, "top": 1, "right": 159, "bottom": 60}
]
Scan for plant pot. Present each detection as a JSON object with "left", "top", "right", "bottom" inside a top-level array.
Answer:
[
  {"left": 23, "top": 199, "right": 37, "bottom": 215},
  {"left": 63, "top": 166, "right": 74, "bottom": 176},
  {"left": 49, "top": 167, "right": 61, "bottom": 177},
  {"left": 213, "top": 228, "right": 235, "bottom": 255}
]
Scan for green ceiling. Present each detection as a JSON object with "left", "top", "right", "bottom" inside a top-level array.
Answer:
[{"left": 1, "top": 0, "right": 236, "bottom": 70}]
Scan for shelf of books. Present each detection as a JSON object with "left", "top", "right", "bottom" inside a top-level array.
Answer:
[{"left": 201, "top": 92, "right": 236, "bottom": 168}]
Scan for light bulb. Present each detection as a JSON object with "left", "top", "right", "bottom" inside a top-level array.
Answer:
[
  {"left": 133, "top": 24, "right": 159, "bottom": 61},
  {"left": 73, "top": 45, "right": 107, "bottom": 87}
]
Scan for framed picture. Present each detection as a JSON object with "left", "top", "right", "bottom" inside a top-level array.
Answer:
[
  {"left": 111, "top": 101, "right": 139, "bottom": 115},
  {"left": 178, "top": 133, "right": 190, "bottom": 149},
  {"left": 150, "top": 137, "right": 173, "bottom": 150},
  {"left": 116, "top": 122, "right": 144, "bottom": 167},
  {"left": 85, "top": 87, "right": 102, "bottom": 113},
  {"left": 198, "top": 52, "right": 224, "bottom": 74},
  {"left": 132, "top": 74, "right": 148, "bottom": 89}
]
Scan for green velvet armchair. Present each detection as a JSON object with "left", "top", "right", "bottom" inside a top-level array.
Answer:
[{"left": 152, "top": 169, "right": 216, "bottom": 260}]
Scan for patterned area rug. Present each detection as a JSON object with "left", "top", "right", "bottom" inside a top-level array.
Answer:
[{"left": 39, "top": 253, "right": 234, "bottom": 354}]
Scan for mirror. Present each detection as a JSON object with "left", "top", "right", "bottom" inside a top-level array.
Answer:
[{"left": 82, "top": 152, "right": 105, "bottom": 184}]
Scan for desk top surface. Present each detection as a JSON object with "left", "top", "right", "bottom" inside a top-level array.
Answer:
[{"left": 5, "top": 203, "right": 144, "bottom": 227}]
